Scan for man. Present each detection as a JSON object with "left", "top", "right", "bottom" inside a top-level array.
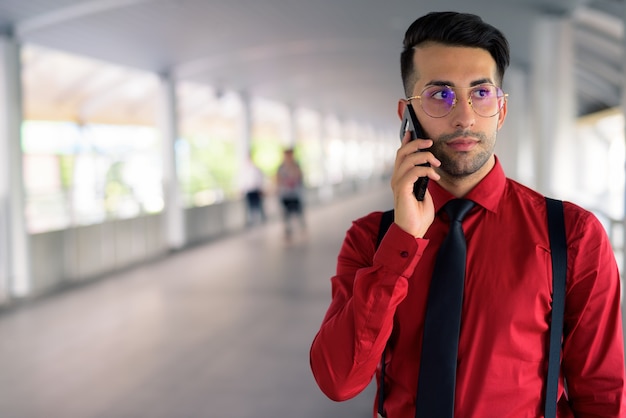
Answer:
[
  {"left": 309, "top": 11, "right": 625, "bottom": 417},
  {"left": 240, "top": 153, "right": 267, "bottom": 226},
  {"left": 276, "top": 148, "right": 305, "bottom": 240}
]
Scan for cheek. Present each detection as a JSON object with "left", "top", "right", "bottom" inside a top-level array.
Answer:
[
  {"left": 480, "top": 118, "right": 501, "bottom": 137},
  {"left": 422, "top": 121, "right": 445, "bottom": 139}
]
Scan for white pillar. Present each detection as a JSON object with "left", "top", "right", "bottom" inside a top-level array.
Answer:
[
  {"left": 236, "top": 91, "right": 253, "bottom": 203},
  {"left": 0, "top": 36, "right": 30, "bottom": 299},
  {"left": 158, "top": 73, "right": 185, "bottom": 250},
  {"left": 287, "top": 105, "right": 297, "bottom": 149},
  {"left": 621, "top": 2, "right": 626, "bottom": 336},
  {"left": 318, "top": 114, "right": 334, "bottom": 201},
  {"left": 239, "top": 91, "right": 253, "bottom": 158},
  {"left": 497, "top": 65, "right": 533, "bottom": 186},
  {"left": 531, "top": 13, "right": 576, "bottom": 197}
]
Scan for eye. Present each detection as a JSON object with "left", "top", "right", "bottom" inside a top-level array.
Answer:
[
  {"left": 471, "top": 85, "right": 494, "bottom": 100},
  {"left": 429, "top": 87, "right": 454, "bottom": 101}
]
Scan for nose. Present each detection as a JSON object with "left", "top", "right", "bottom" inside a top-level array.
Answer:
[{"left": 450, "top": 94, "right": 475, "bottom": 129}]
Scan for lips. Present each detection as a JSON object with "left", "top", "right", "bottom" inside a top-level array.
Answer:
[{"left": 447, "top": 138, "right": 478, "bottom": 152}]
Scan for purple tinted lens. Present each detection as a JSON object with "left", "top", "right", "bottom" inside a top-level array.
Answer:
[
  {"left": 441, "top": 88, "right": 456, "bottom": 107},
  {"left": 423, "top": 86, "right": 456, "bottom": 117}
]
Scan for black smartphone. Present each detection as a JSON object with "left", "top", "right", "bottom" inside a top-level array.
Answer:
[{"left": 399, "top": 103, "right": 429, "bottom": 201}]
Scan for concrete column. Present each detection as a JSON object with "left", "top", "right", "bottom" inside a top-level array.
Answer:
[
  {"left": 317, "top": 115, "right": 334, "bottom": 201},
  {"left": 287, "top": 105, "right": 297, "bottom": 149},
  {"left": 530, "top": 13, "right": 576, "bottom": 197},
  {"left": 621, "top": 2, "right": 626, "bottom": 338},
  {"left": 313, "top": 111, "right": 326, "bottom": 191},
  {"left": 497, "top": 65, "right": 533, "bottom": 186},
  {"left": 157, "top": 74, "right": 184, "bottom": 250},
  {"left": 237, "top": 91, "right": 254, "bottom": 205},
  {"left": 239, "top": 91, "right": 253, "bottom": 157},
  {"left": 0, "top": 36, "right": 29, "bottom": 299}
]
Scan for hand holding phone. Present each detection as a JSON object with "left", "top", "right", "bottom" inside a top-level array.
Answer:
[{"left": 400, "top": 103, "right": 430, "bottom": 201}]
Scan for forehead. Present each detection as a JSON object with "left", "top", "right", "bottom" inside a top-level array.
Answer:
[{"left": 412, "top": 44, "right": 498, "bottom": 89}]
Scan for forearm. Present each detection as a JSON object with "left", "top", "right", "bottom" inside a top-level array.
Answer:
[
  {"left": 310, "top": 265, "right": 409, "bottom": 400},
  {"left": 562, "top": 209, "right": 626, "bottom": 415},
  {"left": 564, "top": 272, "right": 625, "bottom": 415},
  {"left": 310, "top": 221, "right": 424, "bottom": 400}
]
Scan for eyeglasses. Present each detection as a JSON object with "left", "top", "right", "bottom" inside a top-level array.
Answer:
[{"left": 407, "top": 83, "right": 508, "bottom": 118}]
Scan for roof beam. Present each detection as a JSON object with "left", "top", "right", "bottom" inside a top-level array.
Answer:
[{"left": 16, "top": 0, "right": 158, "bottom": 37}]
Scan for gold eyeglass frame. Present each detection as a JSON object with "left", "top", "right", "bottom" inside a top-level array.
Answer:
[{"left": 407, "top": 83, "right": 509, "bottom": 118}]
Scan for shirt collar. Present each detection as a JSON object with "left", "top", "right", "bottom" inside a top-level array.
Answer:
[{"left": 429, "top": 156, "right": 506, "bottom": 214}]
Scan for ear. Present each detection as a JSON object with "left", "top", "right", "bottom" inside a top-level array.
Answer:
[
  {"left": 397, "top": 99, "right": 408, "bottom": 121},
  {"left": 496, "top": 98, "right": 508, "bottom": 130}
]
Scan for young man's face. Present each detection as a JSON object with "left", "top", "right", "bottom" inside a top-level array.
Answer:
[{"left": 401, "top": 43, "right": 507, "bottom": 181}]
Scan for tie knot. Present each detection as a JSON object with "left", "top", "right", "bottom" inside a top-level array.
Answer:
[{"left": 444, "top": 199, "right": 475, "bottom": 223}]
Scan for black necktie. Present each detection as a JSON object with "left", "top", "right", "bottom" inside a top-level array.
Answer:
[{"left": 415, "top": 199, "right": 475, "bottom": 418}]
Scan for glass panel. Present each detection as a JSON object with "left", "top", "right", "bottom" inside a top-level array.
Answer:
[{"left": 22, "top": 121, "right": 162, "bottom": 233}]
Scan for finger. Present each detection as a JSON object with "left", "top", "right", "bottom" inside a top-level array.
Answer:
[
  {"left": 400, "top": 150, "right": 441, "bottom": 170},
  {"left": 403, "top": 138, "right": 433, "bottom": 153},
  {"left": 397, "top": 140, "right": 433, "bottom": 165},
  {"left": 395, "top": 153, "right": 436, "bottom": 184},
  {"left": 401, "top": 130, "right": 430, "bottom": 145},
  {"left": 412, "top": 165, "right": 441, "bottom": 181},
  {"left": 403, "top": 159, "right": 440, "bottom": 179},
  {"left": 393, "top": 161, "right": 440, "bottom": 196}
]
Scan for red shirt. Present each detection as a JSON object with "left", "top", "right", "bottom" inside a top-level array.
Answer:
[{"left": 310, "top": 159, "right": 626, "bottom": 417}]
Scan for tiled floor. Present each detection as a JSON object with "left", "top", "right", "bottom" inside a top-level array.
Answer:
[{"left": 0, "top": 184, "right": 392, "bottom": 418}]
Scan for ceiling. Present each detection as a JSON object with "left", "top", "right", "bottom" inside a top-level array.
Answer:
[{"left": 0, "top": 0, "right": 623, "bottom": 131}]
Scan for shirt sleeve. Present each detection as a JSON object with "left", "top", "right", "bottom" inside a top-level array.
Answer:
[
  {"left": 561, "top": 205, "right": 626, "bottom": 416},
  {"left": 309, "top": 212, "right": 427, "bottom": 401}
]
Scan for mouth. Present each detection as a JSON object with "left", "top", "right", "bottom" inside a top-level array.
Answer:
[{"left": 446, "top": 138, "right": 479, "bottom": 152}]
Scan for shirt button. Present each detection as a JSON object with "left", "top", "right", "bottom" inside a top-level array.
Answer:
[{"left": 400, "top": 251, "right": 409, "bottom": 258}]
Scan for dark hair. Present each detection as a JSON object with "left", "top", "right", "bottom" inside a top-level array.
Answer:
[{"left": 400, "top": 11, "right": 510, "bottom": 96}]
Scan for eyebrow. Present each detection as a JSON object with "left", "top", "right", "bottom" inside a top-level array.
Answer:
[{"left": 425, "top": 78, "right": 494, "bottom": 87}]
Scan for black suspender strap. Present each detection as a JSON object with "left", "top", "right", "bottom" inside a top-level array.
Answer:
[
  {"left": 545, "top": 197, "right": 567, "bottom": 418},
  {"left": 375, "top": 199, "right": 566, "bottom": 418},
  {"left": 376, "top": 210, "right": 394, "bottom": 418},
  {"left": 378, "top": 346, "right": 386, "bottom": 418},
  {"left": 376, "top": 209, "right": 395, "bottom": 249}
]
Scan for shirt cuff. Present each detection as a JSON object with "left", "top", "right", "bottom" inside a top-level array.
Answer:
[{"left": 373, "top": 222, "right": 427, "bottom": 277}]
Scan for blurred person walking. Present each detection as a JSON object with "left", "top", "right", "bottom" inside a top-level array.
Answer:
[
  {"left": 240, "top": 153, "right": 267, "bottom": 226},
  {"left": 276, "top": 148, "right": 305, "bottom": 240}
]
